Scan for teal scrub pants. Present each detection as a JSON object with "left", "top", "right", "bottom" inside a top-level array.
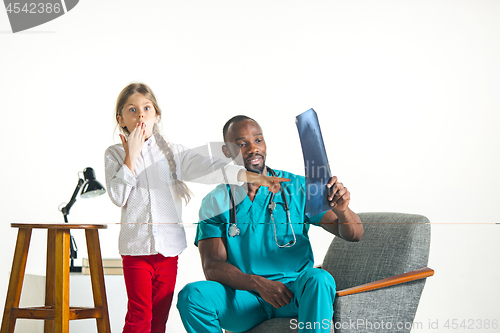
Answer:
[{"left": 177, "top": 268, "right": 335, "bottom": 333}]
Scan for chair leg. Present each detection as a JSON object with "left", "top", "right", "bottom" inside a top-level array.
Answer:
[
  {"left": 0, "top": 228, "right": 32, "bottom": 333},
  {"left": 85, "top": 229, "right": 111, "bottom": 333},
  {"left": 44, "top": 229, "right": 56, "bottom": 333},
  {"left": 54, "top": 230, "right": 70, "bottom": 333}
]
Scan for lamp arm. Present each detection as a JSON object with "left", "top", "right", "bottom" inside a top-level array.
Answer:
[{"left": 61, "top": 178, "right": 85, "bottom": 223}]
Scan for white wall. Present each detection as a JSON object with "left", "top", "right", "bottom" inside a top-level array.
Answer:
[{"left": 1, "top": 1, "right": 499, "bottom": 332}]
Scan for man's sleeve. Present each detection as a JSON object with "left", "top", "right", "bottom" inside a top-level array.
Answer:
[{"left": 194, "top": 187, "right": 229, "bottom": 246}]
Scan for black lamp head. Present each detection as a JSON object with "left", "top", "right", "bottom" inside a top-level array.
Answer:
[{"left": 80, "top": 167, "right": 106, "bottom": 198}]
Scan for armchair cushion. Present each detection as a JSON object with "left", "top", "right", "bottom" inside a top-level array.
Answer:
[{"left": 322, "top": 212, "right": 430, "bottom": 289}]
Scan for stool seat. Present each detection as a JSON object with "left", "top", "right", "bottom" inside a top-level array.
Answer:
[
  {"left": 1, "top": 223, "right": 111, "bottom": 333},
  {"left": 10, "top": 223, "right": 108, "bottom": 229}
]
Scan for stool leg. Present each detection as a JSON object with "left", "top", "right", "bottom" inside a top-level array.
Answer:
[
  {"left": 54, "top": 230, "right": 70, "bottom": 333},
  {"left": 85, "top": 229, "right": 111, "bottom": 333},
  {"left": 0, "top": 228, "right": 32, "bottom": 333},
  {"left": 44, "top": 229, "right": 56, "bottom": 333}
]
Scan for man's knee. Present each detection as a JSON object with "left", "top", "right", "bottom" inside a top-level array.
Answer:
[
  {"left": 177, "top": 281, "right": 205, "bottom": 313},
  {"left": 303, "top": 268, "right": 336, "bottom": 292}
]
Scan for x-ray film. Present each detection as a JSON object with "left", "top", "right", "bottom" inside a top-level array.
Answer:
[{"left": 295, "top": 108, "right": 332, "bottom": 217}]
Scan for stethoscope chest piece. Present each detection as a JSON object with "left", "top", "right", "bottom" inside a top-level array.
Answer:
[{"left": 229, "top": 223, "right": 240, "bottom": 237}]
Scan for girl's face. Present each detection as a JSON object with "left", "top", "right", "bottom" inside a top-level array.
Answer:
[{"left": 117, "top": 93, "right": 159, "bottom": 138}]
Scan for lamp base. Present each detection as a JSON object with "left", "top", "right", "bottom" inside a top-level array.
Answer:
[
  {"left": 70, "top": 265, "right": 82, "bottom": 273},
  {"left": 70, "top": 259, "right": 81, "bottom": 273}
]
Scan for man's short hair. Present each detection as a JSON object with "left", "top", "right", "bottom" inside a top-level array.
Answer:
[{"left": 222, "top": 115, "right": 258, "bottom": 142}]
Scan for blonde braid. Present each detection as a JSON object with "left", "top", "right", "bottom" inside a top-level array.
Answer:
[{"left": 154, "top": 126, "right": 192, "bottom": 204}]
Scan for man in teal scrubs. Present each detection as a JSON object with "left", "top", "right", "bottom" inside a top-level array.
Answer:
[{"left": 177, "top": 116, "right": 364, "bottom": 333}]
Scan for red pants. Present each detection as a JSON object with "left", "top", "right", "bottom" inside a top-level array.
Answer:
[{"left": 122, "top": 254, "right": 178, "bottom": 333}]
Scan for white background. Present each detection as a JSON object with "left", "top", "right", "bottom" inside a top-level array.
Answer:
[{"left": 1, "top": 1, "right": 499, "bottom": 332}]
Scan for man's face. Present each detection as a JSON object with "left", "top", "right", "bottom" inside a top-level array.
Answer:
[{"left": 223, "top": 119, "right": 267, "bottom": 174}]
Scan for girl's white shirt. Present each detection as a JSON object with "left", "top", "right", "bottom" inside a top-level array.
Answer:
[{"left": 104, "top": 134, "right": 244, "bottom": 257}]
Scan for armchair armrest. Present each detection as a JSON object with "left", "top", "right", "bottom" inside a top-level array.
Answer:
[{"left": 335, "top": 267, "right": 434, "bottom": 297}]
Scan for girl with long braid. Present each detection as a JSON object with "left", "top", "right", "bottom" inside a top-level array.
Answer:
[{"left": 104, "top": 83, "right": 285, "bottom": 333}]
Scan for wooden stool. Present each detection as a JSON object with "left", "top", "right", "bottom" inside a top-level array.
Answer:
[{"left": 1, "top": 223, "right": 111, "bottom": 333}]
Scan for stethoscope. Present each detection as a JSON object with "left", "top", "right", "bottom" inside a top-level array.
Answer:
[{"left": 227, "top": 166, "right": 297, "bottom": 248}]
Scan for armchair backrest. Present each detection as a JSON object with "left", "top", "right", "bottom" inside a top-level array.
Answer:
[{"left": 322, "top": 212, "right": 431, "bottom": 291}]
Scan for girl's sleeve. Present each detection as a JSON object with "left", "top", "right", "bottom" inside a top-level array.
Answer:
[
  {"left": 104, "top": 146, "right": 137, "bottom": 207},
  {"left": 175, "top": 144, "right": 244, "bottom": 185}
]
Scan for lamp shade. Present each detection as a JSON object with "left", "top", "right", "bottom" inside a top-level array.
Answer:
[{"left": 80, "top": 167, "right": 106, "bottom": 198}]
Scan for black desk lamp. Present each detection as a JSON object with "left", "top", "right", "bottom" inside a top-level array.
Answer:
[{"left": 59, "top": 167, "right": 106, "bottom": 272}]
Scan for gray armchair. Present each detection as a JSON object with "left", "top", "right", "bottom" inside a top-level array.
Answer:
[{"left": 226, "top": 212, "right": 434, "bottom": 333}]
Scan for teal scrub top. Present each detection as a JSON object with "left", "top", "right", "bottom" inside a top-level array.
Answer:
[{"left": 195, "top": 169, "right": 327, "bottom": 285}]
